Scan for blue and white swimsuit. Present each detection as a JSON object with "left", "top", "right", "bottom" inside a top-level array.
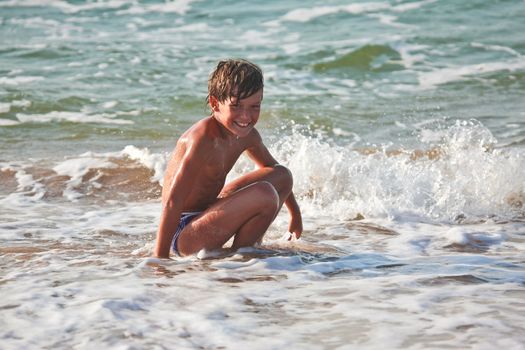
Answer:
[{"left": 172, "top": 212, "right": 201, "bottom": 256}]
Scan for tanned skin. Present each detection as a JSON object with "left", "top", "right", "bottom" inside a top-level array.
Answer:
[{"left": 154, "top": 89, "right": 302, "bottom": 258}]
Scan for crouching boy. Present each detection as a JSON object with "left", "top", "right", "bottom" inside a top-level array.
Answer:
[{"left": 154, "top": 59, "right": 302, "bottom": 258}]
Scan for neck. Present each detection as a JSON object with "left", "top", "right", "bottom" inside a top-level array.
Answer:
[{"left": 210, "top": 115, "right": 238, "bottom": 141}]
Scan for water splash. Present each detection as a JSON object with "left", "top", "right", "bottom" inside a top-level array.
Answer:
[{"left": 258, "top": 120, "right": 524, "bottom": 223}]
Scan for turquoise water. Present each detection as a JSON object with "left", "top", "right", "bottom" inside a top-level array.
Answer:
[
  {"left": 1, "top": 1, "right": 524, "bottom": 349},
  {"left": 2, "top": 0, "right": 524, "bottom": 158}
]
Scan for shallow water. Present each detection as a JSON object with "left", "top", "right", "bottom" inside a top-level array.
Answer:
[{"left": 1, "top": 0, "right": 525, "bottom": 349}]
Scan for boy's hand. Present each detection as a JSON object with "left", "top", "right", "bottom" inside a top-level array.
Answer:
[{"left": 288, "top": 215, "right": 303, "bottom": 240}]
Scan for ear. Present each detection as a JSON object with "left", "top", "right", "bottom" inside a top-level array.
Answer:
[{"left": 209, "top": 95, "right": 220, "bottom": 113}]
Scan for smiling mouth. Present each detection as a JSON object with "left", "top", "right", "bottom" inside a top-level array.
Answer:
[{"left": 234, "top": 121, "right": 250, "bottom": 128}]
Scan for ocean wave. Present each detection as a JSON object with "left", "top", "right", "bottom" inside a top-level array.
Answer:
[
  {"left": 313, "top": 44, "right": 404, "bottom": 73},
  {"left": 0, "top": 0, "right": 129, "bottom": 13},
  {"left": 280, "top": 0, "right": 436, "bottom": 23},
  {"left": 0, "top": 103, "right": 11, "bottom": 114},
  {"left": 417, "top": 58, "right": 525, "bottom": 89},
  {"left": 0, "top": 76, "right": 44, "bottom": 85},
  {"left": 13, "top": 111, "right": 134, "bottom": 125},
  {"left": 116, "top": 0, "right": 201, "bottom": 15},
  {"left": 4, "top": 120, "right": 522, "bottom": 224},
  {"left": 0, "top": 0, "right": 200, "bottom": 15},
  {"left": 0, "top": 146, "right": 164, "bottom": 203},
  {"left": 264, "top": 120, "right": 524, "bottom": 223},
  {"left": 280, "top": 3, "right": 391, "bottom": 23}
]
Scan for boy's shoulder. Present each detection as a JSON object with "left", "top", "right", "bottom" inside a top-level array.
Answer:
[
  {"left": 178, "top": 116, "right": 233, "bottom": 152},
  {"left": 180, "top": 117, "right": 217, "bottom": 144},
  {"left": 174, "top": 117, "right": 217, "bottom": 161}
]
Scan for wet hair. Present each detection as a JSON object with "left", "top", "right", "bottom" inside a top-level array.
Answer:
[{"left": 206, "top": 59, "right": 264, "bottom": 106}]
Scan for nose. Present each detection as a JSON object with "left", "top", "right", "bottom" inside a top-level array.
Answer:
[{"left": 238, "top": 107, "right": 252, "bottom": 121}]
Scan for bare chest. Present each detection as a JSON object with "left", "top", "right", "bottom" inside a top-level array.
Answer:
[{"left": 202, "top": 143, "right": 244, "bottom": 181}]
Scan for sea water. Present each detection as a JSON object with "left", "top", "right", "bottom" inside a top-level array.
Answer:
[{"left": 1, "top": 0, "right": 524, "bottom": 349}]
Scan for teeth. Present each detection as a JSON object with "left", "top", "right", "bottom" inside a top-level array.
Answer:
[{"left": 236, "top": 122, "right": 249, "bottom": 127}]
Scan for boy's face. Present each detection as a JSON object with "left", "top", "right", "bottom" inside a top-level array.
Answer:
[{"left": 211, "top": 89, "right": 263, "bottom": 138}]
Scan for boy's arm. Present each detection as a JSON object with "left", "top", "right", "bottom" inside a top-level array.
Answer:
[
  {"left": 154, "top": 198, "right": 182, "bottom": 259},
  {"left": 246, "top": 131, "right": 303, "bottom": 238},
  {"left": 153, "top": 140, "right": 205, "bottom": 258},
  {"left": 283, "top": 189, "right": 303, "bottom": 239}
]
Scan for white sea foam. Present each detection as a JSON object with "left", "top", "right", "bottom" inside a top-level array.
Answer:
[
  {"left": 144, "top": 0, "right": 200, "bottom": 14},
  {"left": 237, "top": 29, "right": 274, "bottom": 47},
  {"left": 6, "top": 118, "right": 520, "bottom": 221},
  {"left": 1, "top": 146, "right": 166, "bottom": 201},
  {"left": 391, "top": 0, "right": 437, "bottom": 13},
  {"left": 116, "top": 0, "right": 201, "bottom": 15},
  {"left": 11, "top": 99, "right": 32, "bottom": 108},
  {"left": 418, "top": 58, "right": 525, "bottom": 89},
  {"left": 157, "top": 22, "right": 210, "bottom": 34},
  {"left": 0, "top": 163, "right": 47, "bottom": 203},
  {"left": 280, "top": 1, "right": 434, "bottom": 24},
  {"left": 471, "top": 42, "right": 522, "bottom": 57},
  {"left": 256, "top": 120, "right": 523, "bottom": 223},
  {"left": 121, "top": 145, "right": 167, "bottom": 184},
  {"left": 281, "top": 3, "right": 391, "bottom": 22},
  {"left": 0, "top": 103, "right": 11, "bottom": 113},
  {"left": 7, "top": 68, "right": 24, "bottom": 76},
  {"left": 15, "top": 111, "right": 134, "bottom": 125},
  {"left": 396, "top": 44, "right": 428, "bottom": 68},
  {"left": 0, "top": 76, "right": 44, "bottom": 85},
  {"left": 1, "top": 131, "right": 524, "bottom": 350},
  {"left": 9, "top": 16, "right": 61, "bottom": 28},
  {"left": 368, "top": 13, "right": 409, "bottom": 28},
  {"left": 0, "top": 119, "right": 19, "bottom": 126},
  {"left": 101, "top": 100, "right": 118, "bottom": 109},
  {"left": 281, "top": 6, "right": 343, "bottom": 23},
  {"left": 1, "top": 0, "right": 129, "bottom": 14},
  {"left": 443, "top": 226, "right": 503, "bottom": 247},
  {"left": 53, "top": 156, "right": 116, "bottom": 201}
]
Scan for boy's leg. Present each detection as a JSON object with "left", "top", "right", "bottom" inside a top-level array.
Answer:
[
  {"left": 176, "top": 181, "right": 280, "bottom": 256},
  {"left": 220, "top": 165, "right": 293, "bottom": 207}
]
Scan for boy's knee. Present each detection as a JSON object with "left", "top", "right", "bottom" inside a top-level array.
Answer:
[
  {"left": 252, "top": 181, "right": 280, "bottom": 211},
  {"left": 274, "top": 164, "right": 293, "bottom": 193}
]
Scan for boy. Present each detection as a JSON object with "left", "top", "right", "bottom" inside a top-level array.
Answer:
[{"left": 154, "top": 59, "right": 303, "bottom": 258}]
